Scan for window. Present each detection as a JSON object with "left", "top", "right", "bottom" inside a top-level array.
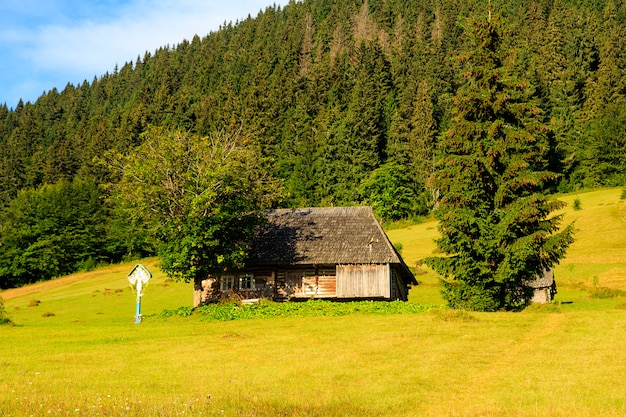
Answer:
[
  {"left": 239, "top": 273, "right": 254, "bottom": 290},
  {"left": 221, "top": 276, "right": 235, "bottom": 291},
  {"left": 255, "top": 277, "right": 267, "bottom": 290}
]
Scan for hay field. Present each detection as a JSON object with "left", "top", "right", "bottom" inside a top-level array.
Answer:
[
  {"left": 387, "top": 187, "right": 626, "bottom": 304},
  {"left": 1, "top": 189, "right": 626, "bottom": 416}
]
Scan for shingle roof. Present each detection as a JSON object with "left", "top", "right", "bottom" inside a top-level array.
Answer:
[
  {"left": 246, "top": 206, "right": 408, "bottom": 267},
  {"left": 524, "top": 268, "right": 555, "bottom": 288}
]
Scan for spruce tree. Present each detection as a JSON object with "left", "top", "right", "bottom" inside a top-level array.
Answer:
[
  {"left": 581, "top": 6, "right": 626, "bottom": 186},
  {"left": 409, "top": 79, "right": 437, "bottom": 187},
  {"left": 425, "top": 13, "right": 574, "bottom": 311}
]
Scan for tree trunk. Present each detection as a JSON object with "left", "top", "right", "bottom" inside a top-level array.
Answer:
[{"left": 193, "top": 278, "right": 203, "bottom": 307}]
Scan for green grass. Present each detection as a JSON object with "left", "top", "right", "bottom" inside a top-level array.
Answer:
[
  {"left": 387, "top": 187, "right": 626, "bottom": 305},
  {"left": 1, "top": 189, "right": 626, "bottom": 416}
]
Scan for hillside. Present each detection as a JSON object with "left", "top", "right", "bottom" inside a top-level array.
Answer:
[
  {"left": 1, "top": 0, "right": 625, "bottom": 206},
  {"left": 386, "top": 187, "right": 626, "bottom": 304},
  {"left": 1, "top": 0, "right": 625, "bottom": 287},
  {"left": 3, "top": 188, "right": 625, "bottom": 310},
  {"left": 1, "top": 189, "right": 626, "bottom": 417}
]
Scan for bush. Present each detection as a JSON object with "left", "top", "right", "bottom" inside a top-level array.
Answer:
[
  {"left": 393, "top": 242, "right": 403, "bottom": 255},
  {"left": 158, "top": 306, "right": 195, "bottom": 318},
  {"left": 358, "top": 162, "right": 427, "bottom": 221},
  {"left": 158, "top": 300, "right": 434, "bottom": 321},
  {"left": 440, "top": 281, "right": 506, "bottom": 312},
  {"left": 0, "top": 296, "right": 12, "bottom": 325},
  {"left": 589, "top": 286, "right": 626, "bottom": 299}
]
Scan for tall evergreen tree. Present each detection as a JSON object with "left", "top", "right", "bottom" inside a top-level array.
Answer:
[
  {"left": 409, "top": 79, "right": 437, "bottom": 186},
  {"left": 538, "top": 5, "right": 579, "bottom": 172},
  {"left": 425, "top": 13, "right": 574, "bottom": 311},
  {"left": 343, "top": 43, "right": 391, "bottom": 192},
  {"left": 580, "top": 2, "right": 626, "bottom": 186}
]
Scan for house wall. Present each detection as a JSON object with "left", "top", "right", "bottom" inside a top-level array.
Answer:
[
  {"left": 208, "top": 267, "right": 338, "bottom": 301},
  {"left": 299, "top": 270, "right": 337, "bottom": 298},
  {"left": 336, "top": 264, "right": 391, "bottom": 298},
  {"left": 199, "top": 263, "right": 402, "bottom": 305},
  {"left": 280, "top": 268, "right": 336, "bottom": 299},
  {"left": 530, "top": 287, "right": 552, "bottom": 304}
]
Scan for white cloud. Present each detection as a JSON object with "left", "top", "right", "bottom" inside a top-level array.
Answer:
[
  {"left": 0, "top": 0, "right": 288, "bottom": 105},
  {"left": 30, "top": 1, "right": 271, "bottom": 76}
]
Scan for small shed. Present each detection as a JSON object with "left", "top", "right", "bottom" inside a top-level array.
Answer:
[
  {"left": 525, "top": 268, "right": 557, "bottom": 304},
  {"left": 195, "top": 206, "right": 417, "bottom": 306}
]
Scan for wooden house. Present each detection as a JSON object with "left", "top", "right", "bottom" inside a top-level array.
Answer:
[{"left": 194, "top": 206, "right": 417, "bottom": 306}]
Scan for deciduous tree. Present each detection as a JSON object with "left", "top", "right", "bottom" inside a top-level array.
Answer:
[
  {"left": 107, "top": 126, "right": 282, "bottom": 303},
  {"left": 358, "top": 162, "right": 426, "bottom": 221},
  {"left": 0, "top": 179, "right": 109, "bottom": 288}
]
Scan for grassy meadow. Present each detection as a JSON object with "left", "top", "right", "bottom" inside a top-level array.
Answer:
[{"left": 1, "top": 188, "right": 626, "bottom": 416}]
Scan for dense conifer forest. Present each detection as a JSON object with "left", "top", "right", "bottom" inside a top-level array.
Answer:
[{"left": 1, "top": 0, "right": 624, "bottom": 287}]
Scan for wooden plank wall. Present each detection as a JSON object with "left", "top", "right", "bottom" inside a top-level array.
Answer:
[
  {"left": 336, "top": 264, "right": 391, "bottom": 298},
  {"left": 285, "top": 269, "right": 337, "bottom": 298},
  {"left": 219, "top": 265, "right": 399, "bottom": 300},
  {"left": 315, "top": 273, "right": 337, "bottom": 297}
]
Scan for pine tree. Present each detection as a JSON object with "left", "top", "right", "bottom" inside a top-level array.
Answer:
[
  {"left": 538, "top": 6, "right": 579, "bottom": 163},
  {"left": 409, "top": 79, "right": 437, "bottom": 187},
  {"left": 342, "top": 43, "right": 391, "bottom": 196},
  {"left": 425, "top": 13, "right": 574, "bottom": 311},
  {"left": 580, "top": 1, "right": 626, "bottom": 186}
]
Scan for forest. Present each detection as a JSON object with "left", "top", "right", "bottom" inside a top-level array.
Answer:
[{"left": 0, "top": 0, "right": 625, "bottom": 288}]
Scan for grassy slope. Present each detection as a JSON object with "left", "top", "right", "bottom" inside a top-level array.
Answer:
[
  {"left": 387, "top": 188, "right": 626, "bottom": 304},
  {"left": 1, "top": 258, "right": 192, "bottom": 331},
  {"left": 1, "top": 189, "right": 625, "bottom": 417}
]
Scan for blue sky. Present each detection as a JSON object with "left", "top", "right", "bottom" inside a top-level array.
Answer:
[{"left": 0, "top": 0, "right": 291, "bottom": 108}]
